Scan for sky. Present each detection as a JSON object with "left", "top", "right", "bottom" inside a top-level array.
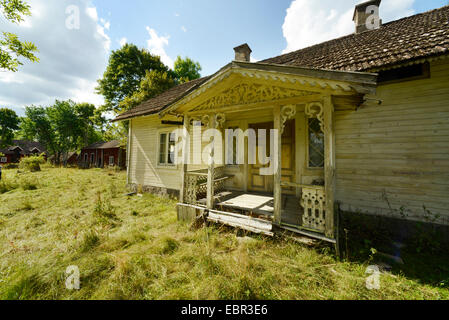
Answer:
[{"left": 0, "top": 0, "right": 447, "bottom": 116}]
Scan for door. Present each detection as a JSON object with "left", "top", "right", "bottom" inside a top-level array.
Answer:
[
  {"left": 248, "top": 120, "right": 296, "bottom": 194},
  {"left": 248, "top": 122, "right": 273, "bottom": 193}
]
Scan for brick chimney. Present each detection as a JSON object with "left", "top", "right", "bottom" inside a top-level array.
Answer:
[
  {"left": 233, "top": 43, "right": 252, "bottom": 62},
  {"left": 353, "top": 0, "right": 382, "bottom": 34}
]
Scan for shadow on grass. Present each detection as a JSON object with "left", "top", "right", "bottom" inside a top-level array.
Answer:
[{"left": 339, "top": 211, "right": 449, "bottom": 288}]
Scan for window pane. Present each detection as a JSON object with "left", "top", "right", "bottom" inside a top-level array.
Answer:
[
  {"left": 168, "top": 133, "right": 176, "bottom": 164},
  {"left": 308, "top": 118, "right": 324, "bottom": 168},
  {"left": 159, "top": 133, "right": 167, "bottom": 164}
]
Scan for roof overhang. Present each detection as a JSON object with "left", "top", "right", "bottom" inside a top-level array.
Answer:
[{"left": 159, "top": 61, "right": 378, "bottom": 117}]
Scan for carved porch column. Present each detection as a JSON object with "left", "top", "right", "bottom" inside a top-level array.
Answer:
[
  {"left": 273, "top": 106, "right": 282, "bottom": 225},
  {"left": 205, "top": 113, "right": 225, "bottom": 209},
  {"left": 323, "top": 96, "right": 336, "bottom": 239},
  {"left": 179, "top": 114, "right": 190, "bottom": 204},
  {"left": 273, "top": 105, "right": 297, "bottom": 225}
]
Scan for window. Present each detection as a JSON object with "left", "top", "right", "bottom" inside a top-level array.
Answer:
[
  {"left": 109, "top": 156, "right": 115, "bottom": 166},
  {"left": 84, "top": 153, "right": 88, "bottom": 162},
  {"left": 308, "top": 118, "right": 324, "bottom": 168},
  {"left": 378, "top": 63, "right": 430, "bottom": 84},
  {"left": 0, "top": 157, "right": 7, "bottom": 163},
  {"left": 90, "top": 153, "right": 95, "bottom": 164},
  {"left": 158, "top": 132, "right": 176, "bottom": 166}
]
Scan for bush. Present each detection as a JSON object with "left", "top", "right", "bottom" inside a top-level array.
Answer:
[{"left": 19, "top": 154, "right": 46, "bottom": 172}]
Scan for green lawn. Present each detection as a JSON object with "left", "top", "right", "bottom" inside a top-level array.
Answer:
[{"left": 0, "top": 166, "right": 447, "bottom": 300}]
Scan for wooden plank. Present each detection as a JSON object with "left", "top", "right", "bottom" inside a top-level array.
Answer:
[{"left": 208, "top": 210, "right": 274, "bottom": 236}]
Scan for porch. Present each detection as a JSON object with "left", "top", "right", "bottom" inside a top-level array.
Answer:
[
  {"left": 168, "top": 61, "right": 377, "bottom": 244},
  {"left": 178, "top": 167, "right": 332, "bottom": 242}
]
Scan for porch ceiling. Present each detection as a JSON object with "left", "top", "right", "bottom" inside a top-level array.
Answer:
[{"left": 160, "top": 61, "right": 378, "bottom": 117}]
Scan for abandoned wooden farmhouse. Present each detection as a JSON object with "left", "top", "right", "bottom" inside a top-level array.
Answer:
[
  {"left": 80, "top": 140, "right": 126, "bottom": 169},
  {"left": 114, "top": 2, "right": 449, "bottom": 243},
  {"left": 0, "top": 140, "right": 47, "bottom": 165}
]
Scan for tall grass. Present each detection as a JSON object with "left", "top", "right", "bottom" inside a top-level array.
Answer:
[{"left": 0, "top": 167, "right": 447, "bottom": 300}]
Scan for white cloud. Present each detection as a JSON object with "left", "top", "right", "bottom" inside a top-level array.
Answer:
[
  {"left": 145, "top": 26, "right": 174, "bottom": 68},
  {"left": 119, "top": 37, "right": 127, "bottom": 47},
  {"left": 181, "top": 26, "right": 187, "bottom": 33},
  {"left": 0, "top": 0, "right": 110, "bottom": 113},
  {"left": 282, "top": 0, "right": 415, "bottom": 53}
]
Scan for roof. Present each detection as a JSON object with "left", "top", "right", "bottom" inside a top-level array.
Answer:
[
  {"left": 114, "top": 77, "right": 211, "bottom": 121},
  {"left": 262, "top": 6, "right": 449, "bottom": 71},
  {"left": 82, "top": 140, "right": 123, "bottom": 150},
  {"left": 114, "top": 5, "right": 449, "bottom": 122},
  {"left": 0, "top": 140, "right": 46, "bottom": 155}
]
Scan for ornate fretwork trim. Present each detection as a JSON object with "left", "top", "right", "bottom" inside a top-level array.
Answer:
[
  {"left": 280, "top": 105, "right": 297, "bottom": 134},
  {"left": 305, "top": 102, "right": 325, "bottom": 133},
  {"left": 190, "top": 113, "right": 226, "bottom": 129},
  {"left": 191, "top": 83, "right": 314, "bottom": 112}
]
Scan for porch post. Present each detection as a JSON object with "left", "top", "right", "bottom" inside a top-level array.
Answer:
[
  {"left": 179, "top": 114, "right": 190, "bottom": 204},
  {"left": 273, "top": 105, "right": 282, "bottom": 225},
  {"left": 323, "top": 96, "right": 336, "bottom": 239},
  {"left": 206, "top": 115, "right": 216, "bottom": 209}
]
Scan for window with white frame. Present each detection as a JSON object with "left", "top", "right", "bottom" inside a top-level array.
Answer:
[
  {"left": 109, "top": 156, "right": 115, "bottom": 166},
  {"left": 1, "top": 157, "right": 7, "bottom": 163},
  {"left": 158, "top": 132, "right": 176, "bottom": 166},
  {"left": 308, "top": 118, "right": 324, "bottom": 168}
]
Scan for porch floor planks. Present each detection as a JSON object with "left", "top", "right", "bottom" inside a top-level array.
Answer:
[{"left": 199, "top": 191, "right": 302, "bottom": 227}]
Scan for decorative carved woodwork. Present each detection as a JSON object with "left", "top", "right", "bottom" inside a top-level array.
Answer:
[
  {"left": 191, "top": 83, "right": 314, "bottom": 112},
  {"left": 301, "top": 186, "right": 326, "bottom": 233},
  {"left": 280, "top": 105, "right": 297, "bottom": 134},
  {"left": 305, "top": 102, "right": 325, "bottom": 132}
]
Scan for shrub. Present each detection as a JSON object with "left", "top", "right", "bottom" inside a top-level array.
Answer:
[{"left": 19, "top": 154, "right": 46, "bottom": 172}]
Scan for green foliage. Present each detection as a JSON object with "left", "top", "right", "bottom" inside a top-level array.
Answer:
[
  {"left": 0, "top": 0, "right": 39, "bottom": 71},
  {"left": 174, "top": 56, "right": 202, "bottom": 84},
  {"left": 20, "top": 100, "right": 104, "bottom": 164},
  {"left": 19, "top": 153, "right": 45, "bottom": 172},
  {"left": 0, "top": 108, "right": 20, "bottom": 148},
  {"left": 119, "top": 70, "right": 176, "bottom": 113},
  {"left": 96, "top": 44, "right": 170, "bottom": 114}
]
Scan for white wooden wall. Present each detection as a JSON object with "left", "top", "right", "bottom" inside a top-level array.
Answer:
[{"left": 335, "top": 59, "right": 449, "bottom": 224}]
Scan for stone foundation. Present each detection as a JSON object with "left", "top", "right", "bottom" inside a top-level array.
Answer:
[{"left": 128, "top": 184, "right": 180, "bottom": 199}]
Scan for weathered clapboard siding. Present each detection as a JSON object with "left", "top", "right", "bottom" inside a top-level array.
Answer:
[
  {"left": 335, "top": 59, "right": 449, "bottom": 224},
  {"left": 129, "top": 116, "right": 181, "bottom": 190}
]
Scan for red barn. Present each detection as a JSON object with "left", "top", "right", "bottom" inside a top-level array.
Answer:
[
  {"left": 0, "top": 140, "right": 47, "bottom": 165},
  {"left": 80, "top": 140, "right": 126, "bottom": 169}
]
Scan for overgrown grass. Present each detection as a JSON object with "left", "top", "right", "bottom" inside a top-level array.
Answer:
[{"left": 0, "top": 167, "right": 448, "bottom": 300}]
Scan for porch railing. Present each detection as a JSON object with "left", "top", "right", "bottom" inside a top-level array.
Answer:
[
  {"left": 183, "top": 167, "right": 229, "bottom": 205},
  {"left": 281, "top": 182, "right": 326, "bottom": 234}
]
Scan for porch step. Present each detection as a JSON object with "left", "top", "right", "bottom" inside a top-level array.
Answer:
[{"left": 207, "top": 209, "right": 274, "bottom": 237}]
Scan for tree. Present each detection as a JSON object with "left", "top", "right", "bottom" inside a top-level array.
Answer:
[
  {"left": 174, "top": 56, "right": 202, "bottom": 83},
  {"left": 96, "top": 44, "right": 170, "bottom": 114},
  {"left": 0, "top": 0, "right": 39, "bottom": 71},
  {"left": 0, "top": 108, "right": 20, "bottom": 148},
  {"left": 119, "top": 70, "right": 176, "bottom": 113}
]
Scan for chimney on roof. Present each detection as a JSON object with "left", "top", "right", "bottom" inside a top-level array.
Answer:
[
  {"left": 233, "top": 43, "right": 252, "bottom": 62},
  {"left": 353, "top": 0, "right": 382, "bottom": 34}
]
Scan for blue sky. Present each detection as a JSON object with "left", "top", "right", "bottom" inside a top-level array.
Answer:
[
  {"left": 0, "top": 0, "right": 447, "bottom": 115},
  {"left": 95, "top": 0, "right": 447, "bottom": 76}
]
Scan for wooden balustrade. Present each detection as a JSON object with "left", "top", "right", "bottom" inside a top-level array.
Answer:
[{"left": 183, "top": 167, "right": 232, "bottom": 205}]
